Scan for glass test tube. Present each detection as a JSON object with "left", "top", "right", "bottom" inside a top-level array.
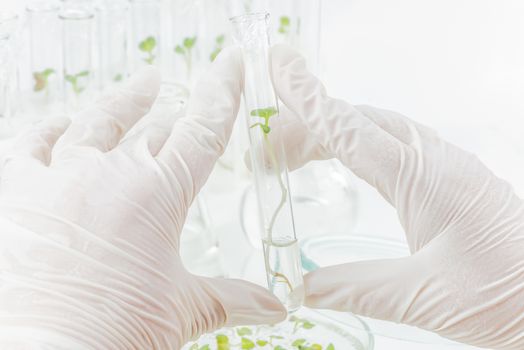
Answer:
[
  {"left": 0, "top": 12, "right": 18, "bottom": 119},
  {"left": 268, "top": 0, "right": 322, "bottom": 73},
  {"left": 130, "top": 0, "right": 161, "bottom": 72},
  {"left": 231, "top": 13, "right": 304, "bottom": 312},
  {"left": 96, "top": 0, "right": 128, "bottom": 88},
  {"left": 169, "top": 0, "right": 202, "bottom": 86},
  {"left": 26, "top": 1, "right": 61, "bottom": 106},
  {"left": 60, "top": 1, "right": 94, "bottom": 111}
]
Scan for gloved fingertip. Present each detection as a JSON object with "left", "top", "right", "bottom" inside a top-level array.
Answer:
[
  {"left": 270, "top": 44, "right": 307, "bottom": 73},
  {"left": 122, "top": 65, "right": 162, "bottom": 107},
  {"left": 202, "top": 278, "right": 287, "bottom": 327}
]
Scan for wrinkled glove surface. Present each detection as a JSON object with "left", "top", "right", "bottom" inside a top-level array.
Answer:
[
  {"left": 0, "top": 48, "right": 285, "bottom": 350},
  {"left": 268, "top": 44, "right": 524, "bottom": 350}
]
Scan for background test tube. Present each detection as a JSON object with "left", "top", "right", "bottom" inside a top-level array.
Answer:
[
  {"left": 130, "top": 0, "right": 161, "bottom": 72},
  {"left": 96, "top": 0, "right": 128, "bottom": 88},
  {"left": 60, "top": 1, "right": 94, "bottom": 111},
  {"left": 231, "top": 12, "right": 304, "bottom": 312},
  {"left": 26, "top": 1, "right": 61, "bottom": 108}
]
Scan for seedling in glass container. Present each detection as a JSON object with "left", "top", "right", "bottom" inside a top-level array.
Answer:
[
  {"left": 64, "top": 70, "right": 90, "bottom": 95},
  {"left": 174, "top": 36, "right": 197, "bottom": 77},
  {"left": 139, "top": 36, "right": 157, "bottom": 64},
  {"left": 278, "top": 15, "right": 290, "bottom": 34},
  {"left": 210, "top": 34, "right": 225, "bottom": 62},
  {"left": 231, "top": 12, "right": 304, "bottom": 313},
  {"left": 33, "top": 68, "right": 55, "bottom": 93}
]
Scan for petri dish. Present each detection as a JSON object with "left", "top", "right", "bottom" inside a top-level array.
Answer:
[
  {"left": 301, "top": 235, "right": 483, "bottom": 349},
  {"left": 183, "top": 307, "right": 374, "bottom": 350}
]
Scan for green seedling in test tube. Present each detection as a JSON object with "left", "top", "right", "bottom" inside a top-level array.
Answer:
[
  {"left": 250, "top": 106, "right": 296, "bottom": 292},
  {"left": 33, "top": 68, "right": 55, "bottom": 93},
  {"left": 139, "top": 36, "right": 157, "bottom": 64},
  {"left": 175, "top": 36, "right": 197, "bottom": 77},
  {"left": 210, "top": 34, "right": 225, "bottom": 62},
  {"left": 65, "top": 70, "right": 90, "bottom": 95},
  {"left": 278, "top": 16, "right": 290, "bottom": 34}
]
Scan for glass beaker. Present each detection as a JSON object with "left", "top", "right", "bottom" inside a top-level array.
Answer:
[
  {"left": 231, "top": 12, "right": 304, "bottom": 312},
  {"left": 26, "top": 1, "right": 61, "bottom": 109},
  {"left": 130, "top": 0, "right": 161, "bottom": 72},
  {"left": 60, "top": 0, "right": 95, "bottom": 112},
  {"left": 95, "top": 0, "right": 128, "bottom": 88}
]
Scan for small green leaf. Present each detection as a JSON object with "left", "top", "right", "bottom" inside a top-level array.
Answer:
[
  {"left": 139, "top": 36, "right": 156, "bottom": 53},
  {"left": 236, "top": 327, "right": 252, "bottom": 336},
  {"left": 326, "top": 344, "right": 335, "bottom": 350},
  {"left": 280, "top": 16, "right": 290, "bottom": 26},
  {"left": 77, "top": 70, "right": 89, "bottom": 77},
  {"left": 114, "top": 74, "right": 123, "bottom": 82},
  {"left": 241, "top": 337, "right": 255, "bottom": 349},
  {"left": 183, "top": 36, "right": 197, "bottom": 49},
  {"left": 250, "top": 107, "right": 277, "bottom": 119},
  {"left": 256, "top": 339, "right": 268, "bottom": 346},
  {"left": 270, "top": 335, "right": 285, "bottom": 340},
  {"left": 199, "top": 345, "right": 210, "bottom": 350},
  {"left": 302, "top": 321, "right": 315, "bottom": 329},
  {"left": 216, "top": 333, "right": 230, "bottom": 350},
  {"left": 216, "top": 34, "right": 225, "bottom": 45},
  {"left": 261, "top": 125, "right": 270, "bottom": 133},
  {"left": 175, "top": 45, "right": 185, "bottom": 55},
  {"left": 210, "top": 48, "right": 221, "bottom": 62},
  {"left": 274, "top": 346, "right": 287, "bottom": 350},
  {"left": 310, "top": 344, "right": 322, "bottom": 350},
  {"left": 292, "top": 339, "right": 306, "bottom": 347},
  {"left": 64, "top": 75, "right": 76, "bottom": 83},
  {"left": 42, "top": 68, "right": 55, "bottom": 77}
]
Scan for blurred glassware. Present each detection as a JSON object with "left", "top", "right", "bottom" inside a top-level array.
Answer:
[
  {"left": 129, "top": 0, "right": 161, "bottom": 72},
  {"left": 0, "top": 11, "right": 19, "bottom": 122},
  {"left": 60, "top": 0, "right": 95, "bottom": 112},
  {"left": 24, "top": 1, "right": 62, "bottom": 115},
  {"left": 167, "top": 0, "right": 203, "bottom": 89},
  {"left": 267, "top": 0, "right": 321, "bottom": 74},
  {"left": 180, "top": 196, "right": 225, "bottom": 278},
  {"left": 95, "top": 0, "right": 128, "bottom": 89}
]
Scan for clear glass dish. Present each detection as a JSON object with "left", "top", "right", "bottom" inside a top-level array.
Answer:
[
  {"left": 301, "top": 235, "right": 483, "bottom": 349},
  {"left": 183, "top": 307, "right": 374, "bottom": 350}
]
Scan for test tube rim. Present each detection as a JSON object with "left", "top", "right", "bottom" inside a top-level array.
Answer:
[{"left": 229, "top": 12, "right": 269, "bottom": 24}]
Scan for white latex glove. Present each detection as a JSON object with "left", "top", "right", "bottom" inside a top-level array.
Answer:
[
  {"left": 0, "top": 48, "right": 285, "bottom": 350},
  {"left": 267, "top": 45, "right": 524, "bottom": 349}
]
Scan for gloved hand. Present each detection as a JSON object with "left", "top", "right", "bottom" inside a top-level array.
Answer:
[
  {"left": 268, "top": 45, "right": 524, "bottom": 349},
  {"left": 0, "top": 48, "right": 285, "bottom": 350}
]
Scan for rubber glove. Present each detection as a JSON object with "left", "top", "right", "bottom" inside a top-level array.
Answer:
[
  {"left": 267, "top": 44, "right": 524, "bottom": 350},
  {"left": 0, "top": 47, "right": 285, "bottom": 350}
]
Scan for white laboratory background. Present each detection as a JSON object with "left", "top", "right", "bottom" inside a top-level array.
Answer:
[{"left": 1, "top": 0, "right": 522, "bottom": 349}]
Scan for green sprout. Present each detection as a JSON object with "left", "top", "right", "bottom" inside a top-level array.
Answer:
[
  {"left": 278, "top": 16, "right": 290, "bottom": 34},
  {"left": 113, "top": 73, "right": 123, "bottom": 82},
  {"left": 139, "top": 36, "right": 157, "bottom": 64},
  {"left": 189, "top": 325, "right": 335, "bottom": 350},
  {"left": 64, "top": 70, "right": 89, "bottom": 95},
  {"left": 291, "top": 315, "right": 316, "bottom": 333},
  {"left": 216, "top": 334, "right": 230, "bottom": 350},
  {"left": 250, "top": 106, "right": 296, "bottom": 293},
  {"left": 33, "top": 68, "right": 55, "bottom": 93},
  {"left": 210, "top": 34, "right": 225, "bottom": 62},
  {"left": 250, "top": 107, "right": 277, "bottom": 134},
  {"left": 175, "top": 36, "right": 197, "bottom": 78}
]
